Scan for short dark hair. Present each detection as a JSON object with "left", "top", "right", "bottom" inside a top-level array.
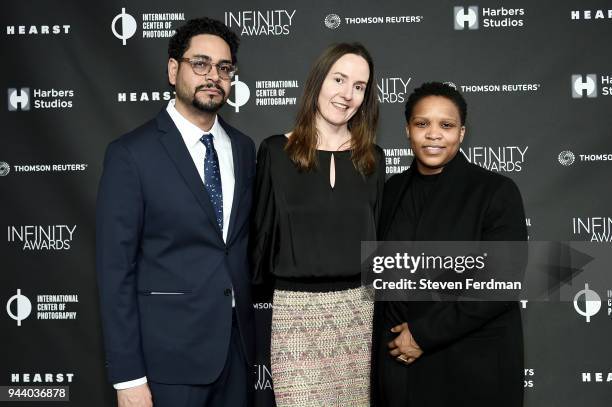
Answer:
[
  {"left": 404, "top": 82, "right": 467, "bottom": 125},
  {"left": 168, "top": 17, "right": 239, "bottom": 64}
]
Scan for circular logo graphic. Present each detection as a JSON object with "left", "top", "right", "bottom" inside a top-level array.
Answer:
[
  {"left": 558, "top": 150, "right": 575, "bottom": 166},
  {"left": 227, "top": 75, "right": 251, "bottom": 113},
  {"left": 0, "top": 161, "right": 10, "bottom": 176},
  {"left": 112, "top": 8, "right": 137, "bottom": 46},
  {"left": 443, "top": 81, "right": 458, "bottom": 90},
  {"left": 573, "top": 283, "right": 601, "bottom": 323},
  {"left": 6, "top": 289, "right": 32, "bottom": 326},
  {"left": 324, "top": 14, "right": 341, "bottom": 30}
]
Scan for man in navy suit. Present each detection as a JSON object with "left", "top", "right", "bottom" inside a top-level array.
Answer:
[{"left": 96, "top": 17, "right": 255, "bottom": 407}]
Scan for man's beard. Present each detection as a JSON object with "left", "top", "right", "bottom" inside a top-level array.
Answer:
[{"left": 191, "top": 84, "right": 226, "bottom": 113}]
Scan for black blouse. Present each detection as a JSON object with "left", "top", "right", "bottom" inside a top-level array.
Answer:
[{"left": 251, "top": 134, "right": 386, "bottom": 292}]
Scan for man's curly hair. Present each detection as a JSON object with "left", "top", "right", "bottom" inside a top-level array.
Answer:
[{"left": 168, "top": 17, "right": 240, "bottom": 64}]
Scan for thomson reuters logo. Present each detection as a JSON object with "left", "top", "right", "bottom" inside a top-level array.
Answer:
[
  {"left": 324, "top": 14, "right": 341, "bottom": 29},
  {"left": 454, "top": 6, "right": 479, "bottom": 29},
  {"left": 573, "top": 283, "right": 601, "bottom": 323},
  {"left": 7, "top": 87, "right": 30, "bottom": 111},
  {"left": 572, "top": 74, "right": 597, "bottom": 98},
  {"left": 227, "top": 75, "right": 250, "bottom": 113},
  {"left": 558, "top": 151, "right": 575, "bottom": 166},
  {"left": 0, "top": 161, "right": 10, "bottom": 176},
  {"left": 112, "top": 7, "right": 137, "bottom": 45},
  {"left": 6, "top": 289, "right": 32, "bottom": 327}
]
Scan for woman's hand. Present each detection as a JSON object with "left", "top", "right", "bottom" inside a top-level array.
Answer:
[{"left": 387, "top": 322, "right": 423, "bottom": 365}]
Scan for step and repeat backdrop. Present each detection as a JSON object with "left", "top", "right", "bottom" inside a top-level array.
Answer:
[{"left": 2, "top": 0, "right": 611, "bottom": 405}]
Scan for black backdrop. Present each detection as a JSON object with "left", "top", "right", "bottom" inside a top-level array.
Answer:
[{"left": 2, "top": 1, "right": 612, "bottom": 406}]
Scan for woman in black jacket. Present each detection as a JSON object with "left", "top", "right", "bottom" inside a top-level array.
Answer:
[{"left": 372, "top": 82, "right": 527, "bottom": 407}]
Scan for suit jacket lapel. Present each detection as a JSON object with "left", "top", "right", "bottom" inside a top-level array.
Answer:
[
  {"left": 220, "top": 117, "right": 243, "bottom": 245},
  {"left": 156, "top": 110, "right": 224, "bottom": 242}
]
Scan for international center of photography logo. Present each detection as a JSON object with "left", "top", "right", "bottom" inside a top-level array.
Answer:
[
  {"left": 572, "top": 74, "right": 597, "bottom": 98},
  {"left": 324, "top": 14, "right": 342, "bottom": 29},
  {"left": 573, "top": 283, "right": 601, "bottom": 323},
  {"left": 6, "top": 289, "right": 32, "bottom": 327},
  {"left": 558, "top": 150, "right": 575, "bottom": 166},
  {"left": 454, "top": 6, "right": 479, "bottom": 30},
  {"left": 112, "top": 7, "right": 137, "bottom": 45},
  {"left": 227, "top": 75, "right": 250, "bottom": 113}
]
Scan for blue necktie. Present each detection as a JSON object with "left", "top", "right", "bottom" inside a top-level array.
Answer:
[{"left": 200, "top": 134, "right": 223, "bottom": 232}]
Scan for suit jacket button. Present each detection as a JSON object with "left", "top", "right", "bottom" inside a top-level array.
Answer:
[
  {"left": 225, "top": 249, "right": 229, "bottom": 255},
  {"left": 224, "top": 288, "right": 232, "bottom": 296}
]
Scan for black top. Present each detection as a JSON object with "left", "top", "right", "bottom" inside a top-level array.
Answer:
[
  {"left": 251, "top": 134, "right": 385, "bottom": 292},
  {"left": 385, "top": 170, "right": 440, "bottom": 241}
]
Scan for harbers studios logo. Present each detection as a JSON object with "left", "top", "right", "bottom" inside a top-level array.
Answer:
[
  {"left": 454, "top": 6, "right": 525, "bottom": 30},
  {"left": 7, "top": 87, "right": 29, "bottom": 111},
  {"left": 7, "top": 87, "right": 74, "bottom": 111},
  {"left": 573, "top": 283, "right": 602, "bottom": 323},
  {"left": 572, "top": 74, "right": 597, "bottom": 98},
  {"left": 572, "top": 74, "right": 612, "bottom": 98},
  {"left": 111, "top": 7, "right": 186, "bottom": 45}
]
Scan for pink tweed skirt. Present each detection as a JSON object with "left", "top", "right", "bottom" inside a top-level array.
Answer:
[{"left": 270, "top": 286, "right": 373, "bottom": 407}]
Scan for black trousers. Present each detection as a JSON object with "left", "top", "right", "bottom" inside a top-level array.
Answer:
[{"left": 149, "top": 311, "right": 252, "bottom": 407}]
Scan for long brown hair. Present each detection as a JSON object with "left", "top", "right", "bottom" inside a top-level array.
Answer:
[{"left": 285, "top": 43, "right": 379, "bottom": 175}]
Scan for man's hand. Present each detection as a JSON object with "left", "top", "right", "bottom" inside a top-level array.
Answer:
[
  {"left": 387, "top": 322, "right": 423, "bottom": 365},
  {"left": 117, "top": 383, "right": 153, "bottom": 407}
]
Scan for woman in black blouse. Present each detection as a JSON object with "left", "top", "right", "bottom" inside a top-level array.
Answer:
[
  {"left": 372, "top": 82, "right": 526, "bottom": 407},
  {"left": 251, "top": 43, "right": 385, "bottom": 406}
]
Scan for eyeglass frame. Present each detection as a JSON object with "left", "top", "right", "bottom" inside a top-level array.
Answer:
[{"left": 176, "top": 57, "right": 238, "bottom": 80}]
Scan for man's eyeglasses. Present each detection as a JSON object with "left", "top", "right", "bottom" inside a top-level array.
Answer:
[{"left": 177, "top": 57, "right": 237, "bottom": 80}]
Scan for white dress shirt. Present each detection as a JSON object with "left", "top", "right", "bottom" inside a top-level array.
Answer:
[{"left": 113, "top": 100, "right": 235, "bottom": 390}]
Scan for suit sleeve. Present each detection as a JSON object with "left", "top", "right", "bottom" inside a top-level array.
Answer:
[
  {"left": 250, "top": 140, "right": 276, "bottom": 285},
  {"left": 408, "top": 177, "right": 527, "bottom": 352},
  {"left": 96, "top": 140, "right": 147, "bottom": 384}
]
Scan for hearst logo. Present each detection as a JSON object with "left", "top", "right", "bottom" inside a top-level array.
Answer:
[
  {"left": 11, "top": 372, "right": 75, "bottom": 384},
  {"left": 111, "top": 7, "right": 186, "bottom": 45},
  {"left": 7, "top": 87, "right": 75, "bottom": 111},
  {"left": 582, "top": 372, "right": 612, "bottom": 383},
  {"left": 461, "top": 145, "right": 528, "bottom": 172},
  {"left": 5, "top": 24, "right": 70, "bottom": 36},
  {"left": 225, "top": 9, "right": 296, "bottom": 36},
  {"left": 571, "top": 74, "right": 612, "bottom": 98},
  {"left": 117, "top": 90, "right": 175, "bottom": 103},
  {"left": 324, "top": 13, "right": 423, "bottom": 29},
  {"left": 571, "top": 9, "right": 612, "bottom": 20},
  {"left": 454, "top": 6, "right": 525, "bottom": 30}
]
